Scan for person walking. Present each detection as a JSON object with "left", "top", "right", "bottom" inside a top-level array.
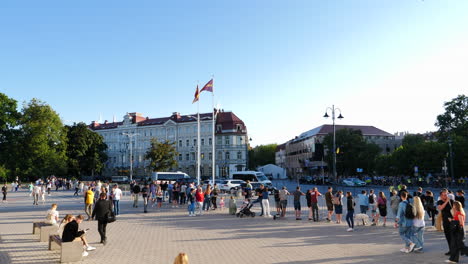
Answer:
[
  {"left": 179, "top": 182, "right": 187, "bottom": 205},
  {"left": 373, "top": 191, "right": 388, "bottom": 226},
  {"left": 84, "top": 187, "right": 94, "bottom": 221},
  {"left": 325, "top": 187, "right": 334, "bottom": 222},
  {"left": 279, "top": 186, "right": 289, "bottom": 218},
  {"left": 202, "top": 185, "right": 212, "bottom": 211},
  {"left": 211, "top": 184, "right": 219, "bottom": 210},
  {"left": 438, "top": 189, "right": 455, "bottom": 256},
  {"left": 261, "top": 187, "right": 272, "bottom": 217},
  {"left": 395, "top": 191, "right": 415, "bottom": 253},
  {"left": 92, "top": 193, "right": 113, "bottom": 245},
  {"left": 141, "top": 183, "right": 149, "bottom": 213},
  {"left": 2, "top": 184, "right": 7, "bottom": 203},
  {"left": 32, "top": 184, "right": 41, "bottom": 205},
  {"left": 187, "top": 188, "right": 196, "bottom": 216},
  {"left": 195, "top": 186, "right": 204, "bottom": 216},
  {"left": 293, "top": 186, "right": 305, "bottom": 220},
  {"left": 156, "top": 185, "right": 164, "bottom": 209},
  {"left": 368, "top": 189, "right": 377, "bottom": 222},
  {"left": 455, "top": 190, "right": 465, "bottom": 208},
  {"left": 112, "top": 184, "right": 122, "bottom": 216},
  {"left": 346, "top": 191, "right": 355, "bottom": 232},
  {"left": 132, "top": 183, "right": 141, "bottom": 208},
  {"left": 446, "top": 201, "right": 468, "bottom": 263},
  {"left": 424, "top": 190, "right": 437, "bottom": 226},
  {"left": 172, "top": 182, "right": 180, "bottom": 208},
  {"left": 412, "top": 196, "right": 425, "bottom": 252},
  {"left": 333, "top": 190, "right": 344, "bottom": 224},
  {"left": 358, "top": 190, "right": 369, "bottom": 215},
  {"left": 390, "top": 189, "right": 399, "bottom": 218},
  {"left": 310, "top": 187, "right": 321, "bottom": 221}
]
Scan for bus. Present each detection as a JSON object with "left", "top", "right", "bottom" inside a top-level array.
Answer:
[
  {"left": 230, "top": 171, "right": 272, "bottom": 188},
  {"left": 151, "top": 171, "right": 190, "bottom": 182}
]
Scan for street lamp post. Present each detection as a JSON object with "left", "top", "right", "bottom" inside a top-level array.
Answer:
[
  {"left": 122, "top": 132, "right": 139, "bottom": 182},
  {"left": 323, "top": 105, "right": 344, "bottom": 183},
  {"left": 448, "top": 137, "right": 455, "bottom": 183},
  {"left": 188, "top": 115, "right": 201, "bottom": 186}
]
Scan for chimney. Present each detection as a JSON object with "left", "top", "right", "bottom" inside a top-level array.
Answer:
[{"left": 171, "top": 112, "right": 181, "bottom": 120}]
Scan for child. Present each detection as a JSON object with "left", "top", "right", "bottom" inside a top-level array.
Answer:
[
  {"left": 187, "top": 188, "right": 196, "bottom": 217},
  {"left": 219, "top": 197, "right": 225, "bottom": 210},
  {"left": 229, "top": 196, "right": 237, "bottom": 215}
]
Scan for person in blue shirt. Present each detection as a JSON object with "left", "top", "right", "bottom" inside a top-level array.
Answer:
[
  {"left": 395, "top": 191, "right": 415, "bottom": 253},
  {"left": 358, "top": 190, "right": 369, "bottom": 214}
]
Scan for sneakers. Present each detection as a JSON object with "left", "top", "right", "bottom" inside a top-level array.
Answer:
[
  {"left": 408, "top": 243, "right": 416, "bottom": 253},
  {"left": 400, "top": 248, "right": 408, "bottom": 253},
  {"left": 413, "top": 247, "right": 423, "bottom": 252},
  {"left": 86, "top": 246, "right": 96, "bottom": 251},
  {"left": 347, "top": 228, "right": 353, "bottom": 232},
  {"left": 444, "top": 260, "right": 457, "bottom": 263},
  {"left": 82, "top": 251, "right": 89, "bottom": 257},
  {"left": 371, "top": 223, "right": 376, "bottom": 226}
]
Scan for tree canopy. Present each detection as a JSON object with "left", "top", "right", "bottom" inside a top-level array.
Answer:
[
  {"left": 248, "top": 144, "right": 277, "bottom": 169},
  {"left": 145, "top": 138, "right": 178, "bottom": 172}
]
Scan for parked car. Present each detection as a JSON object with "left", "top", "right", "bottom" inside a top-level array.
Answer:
[
  {"left": 342, "top": 178, "right": 366, "bottom": 186},
  {"left": 203, "top": 179, "right": 224, "bottom": 186},
  {"left": 299, "top": 176, "right": 313, "bottom": 184},
  {"left": 220, "top": 180, "right": 245, "bottom": 192}
]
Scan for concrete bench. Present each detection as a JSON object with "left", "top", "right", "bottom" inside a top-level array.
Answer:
[
  {"left": 32, "top": 222, "right": 52, "bottom": 235},
  {"left": 49, "top": 235, "right": 83, "bottom": 263},
  {"left": 39, "top": 225, "right": 58, "bottom": 242}
]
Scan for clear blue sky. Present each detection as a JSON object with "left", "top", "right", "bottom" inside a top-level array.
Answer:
[{"left": 1, "top": 1, "right": 467, "bottom": 146}]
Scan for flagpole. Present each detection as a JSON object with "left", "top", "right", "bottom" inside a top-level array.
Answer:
[
  {"left": 197, "top": 93, "right": 201, "bottom": 187},
  {"left": 212, "top": 77, "right": 215, "bottom": 185}
]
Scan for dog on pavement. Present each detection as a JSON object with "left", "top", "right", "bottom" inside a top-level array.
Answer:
[{"left": 354, "top": 214, "right": 370, "bottom": 226}]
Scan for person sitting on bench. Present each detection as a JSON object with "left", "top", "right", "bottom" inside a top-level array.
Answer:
[{"left": 62, "top": 214, "right": 96, "bottom": 256}]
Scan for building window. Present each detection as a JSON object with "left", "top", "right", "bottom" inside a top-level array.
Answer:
[
  {"left": 186, "top": 154, "right": 189, "bottom": 161},
  {"left": 209, "top": 152, "right": 212, "bottom": 160},
  {"left": 237, "top": 151, "right": 242, "bottom": 160},
  {"left": 179, "top": 140, "right": 182, "bottom": 147},
  {"left": 201, "top": 138, "right": 205, "bottom": 146},
  {"left": 209, "top": 138, "right": 212, "bottom": 145},
  {"left": 201, "top": 153, "right": 205, "bottom": 160},
  {"left": 225, "top": 136, "right": 230, "bottom": 145},
  {"left": 225, "top": 151, "right": 230, "bottom": 160},
  {"left": 217, "top": 151, "right": 222, "bottom": 160},
  {"left": 236, "top": 124, "right": 242, "bottom": 132},
  {"left": 186, "top": 139, "right": 190, "bottom": 147},
  {"left": 193, "top": 139, "right": 197, "bottom": 146},
  {"left": 179, "top": 154, "right": 182, "bottom": 161},
  {"left": 217, "top": 137, "right": 222, "bottom": 145},
  {"left": 216, "top": 124, "right": 222, "bottom": 132},
  {"left": 191, "top": 152, "right": 195, "bottom": 160}
]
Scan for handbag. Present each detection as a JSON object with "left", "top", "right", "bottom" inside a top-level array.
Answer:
[{"left": 107, "top": 212, "right": 116, "bottom": 223}]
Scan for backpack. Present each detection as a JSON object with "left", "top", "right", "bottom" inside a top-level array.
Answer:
[
  {"left": 405, "top": 201, "right": 415, "bottom": 219},
  {"left": 368, "top": 194, "right": 375, "bottom": 204},
  {"left": 332, "top": 196, "right": 340, "bottom": 205}
]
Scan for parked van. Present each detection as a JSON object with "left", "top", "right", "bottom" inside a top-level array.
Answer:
[
  {"left": 230, "top": 171, "right": 272, "bottom": 188},
  {"left": 151, "top": 171, "right": 190, "bottom": 181}
]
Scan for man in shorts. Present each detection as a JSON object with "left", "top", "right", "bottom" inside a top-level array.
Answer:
[
  {"left": 279, "top": 186, "right": 290, "bottom": 217},
  {"left": 293, "top": 186, "right": 305, "bottom": 220},
  {"left": 325, "top": 186, "right": 334, "bottom": 222}
]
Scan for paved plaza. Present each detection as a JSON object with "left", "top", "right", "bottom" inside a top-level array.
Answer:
[{"left": 0, "top": 188, "right": 456, "bottom": 264}]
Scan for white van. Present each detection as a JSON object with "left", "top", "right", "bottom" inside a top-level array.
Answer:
[
  {"left": 151, "top": 171, "right": 190, "bottom": 181},
  {"left": 230, "top": 171, "right": 272, "bottom": 188}
]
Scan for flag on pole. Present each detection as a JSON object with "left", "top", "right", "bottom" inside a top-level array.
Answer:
[
  {"left": 192, "top": 85, "right": 200, "bottom": 104},
  {"left": 200, "top": 79, "right": 214, "bottom": 93}
]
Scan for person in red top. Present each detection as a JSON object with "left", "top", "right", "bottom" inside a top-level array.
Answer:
[
  {"left": 308, "top": 187, "right": 321, "bottom": 222},
  {"left": 195, "top": 186, "right": 204, "bottom": 216},
  {"left": 447, "top": 201, "right": 468, "bottom": 263}
]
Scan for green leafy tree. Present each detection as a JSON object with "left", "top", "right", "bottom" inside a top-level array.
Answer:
[
  {"left": 66, "top": 123, "right": 108, "bottom": 177},
  {"left": 435, "top": 95, "right": 468, "bottom": 178},
  {"left": 0, "top": 93, "right": 21, "bottom": 181},
  {"left": 248, "top": 144, "right": 277, "bottom": 169},
  {"left": 323, "top": 129, "right": 381, "bottom": 176},
  {"left": 145, "top": 138, "right": 178, "bottom": 172},
  {"left": 18, "top": 99, "right": 68, "bottom": 180}
]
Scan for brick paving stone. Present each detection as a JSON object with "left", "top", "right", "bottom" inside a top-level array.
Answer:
[{"left": 0, "top": 189, "right": 455, "bottom": 264}]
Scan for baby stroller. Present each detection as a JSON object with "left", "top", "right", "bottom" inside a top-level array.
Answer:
[{"left": 236, "top": 200, "right": 256, "bottom": 218}]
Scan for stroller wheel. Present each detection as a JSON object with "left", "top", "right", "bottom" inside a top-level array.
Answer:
[
  {"left": 251, "top": 213, "right": 255, "bottom": 217},
  {"left": 236, "top": 213, "right": 240, "bottom": 217},
  {"left": 273, "top": 215, "right": 277, "bottom": 220},
  {"left": 240, "top": 214, "right": 244, "bottom": 218}
]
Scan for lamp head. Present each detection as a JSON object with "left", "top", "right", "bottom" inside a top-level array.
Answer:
[
  {"left": 323, "top": 112, "right": 329, "bottom": 118},
  {"left": 338, "top": 113, "right": 344, "bottom": 119}
]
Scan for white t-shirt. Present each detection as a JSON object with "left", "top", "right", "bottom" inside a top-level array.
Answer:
[
  {"left": 114, "top": 188, "right": 122, "bottom": 200},
  {"left": 45, "top": 209, "right": 59, "bottom": 225}
]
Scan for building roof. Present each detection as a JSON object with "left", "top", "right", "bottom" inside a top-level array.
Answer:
[
  {"left": 292, "top": 124, "right": 393, "bottom": 143},
  {"left": 89, "top": 111, "right": 246, "bottom": 135}
]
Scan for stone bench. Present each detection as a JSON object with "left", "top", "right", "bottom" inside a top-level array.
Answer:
[
  {"left": 39, "top": 225, "right": 58, "bottom": 242},
  {"left": 49, "top": 234, "right": 83, "bottom": 263},
  {"left": 32, "top": 222, "right": 52, "bottom": 235}
]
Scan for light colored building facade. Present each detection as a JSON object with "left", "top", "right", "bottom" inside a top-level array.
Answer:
[
  {"left": 89, "top": 111, "right": 248, "bottom": 179},
  {"left": 278, "top": 124, "right": 400, "bottom": 177}
]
